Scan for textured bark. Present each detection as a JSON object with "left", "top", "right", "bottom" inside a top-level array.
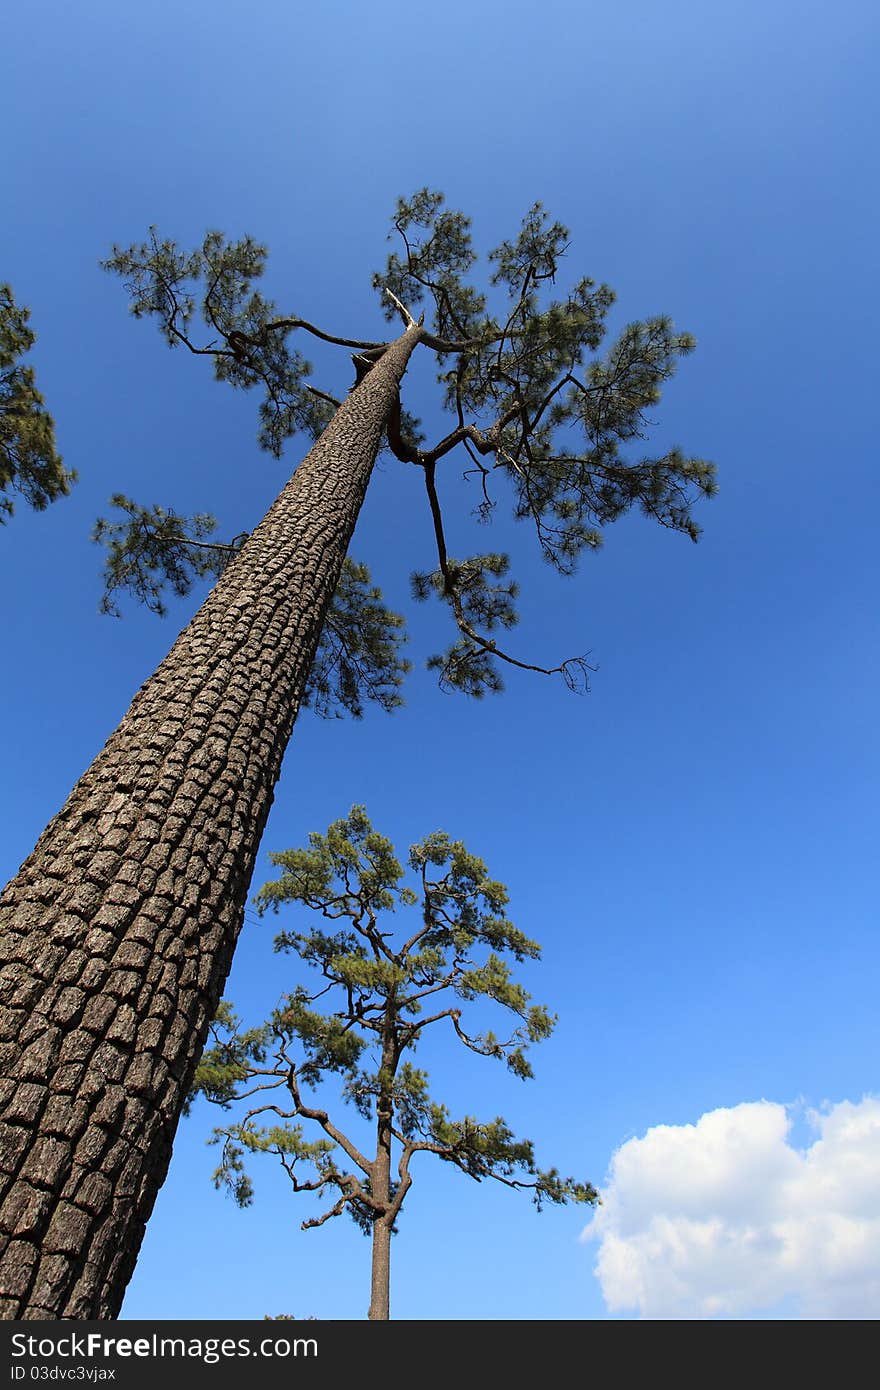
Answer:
[{"left": 0, "top": 326, "right": 421, "bottom": 1320}]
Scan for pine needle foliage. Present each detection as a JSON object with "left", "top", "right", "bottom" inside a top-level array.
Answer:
[
  {"left": 101, "top": 191, "right": 715, "bottom": 704},
  {"left": 0, "top": 283, "right": 75, "bottom": 522},
  {"left": 189, "top": 808, "right": 596, "bottom": 1316}
]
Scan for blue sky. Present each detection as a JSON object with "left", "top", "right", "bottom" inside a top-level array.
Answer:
[{"left": 3, "top": 0, "right": 878, "bottom": 1319}]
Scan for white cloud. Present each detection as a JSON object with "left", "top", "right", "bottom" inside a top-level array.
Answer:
[{"left": 584, "top": 1096, "right": 880, "bottom": 1319}]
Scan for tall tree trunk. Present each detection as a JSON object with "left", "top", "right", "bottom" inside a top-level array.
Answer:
[{"left": 0, "top": 325, "right": 421, "bottom": 1320}]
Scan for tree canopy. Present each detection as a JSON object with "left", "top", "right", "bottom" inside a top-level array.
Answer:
[{"left": 100, "top": 190, "right": 716, "bottom": 707}]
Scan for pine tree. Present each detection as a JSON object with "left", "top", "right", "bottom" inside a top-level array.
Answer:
[
  {"left": 0, "top": 283, "right": 75, "bottom": 521},
  {"left": 0, "top": 192, "right": 713, "bottom": 1318},
  {"left": 191, "top": 808, "right": 596, "bottom": 1320}
]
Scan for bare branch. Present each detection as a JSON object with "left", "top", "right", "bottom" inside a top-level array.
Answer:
[
  {"left": 382, "top": 287, "right": 420, "bottom": 330},
  {"left": 301, "top": 1193, "right": 349, "bottom": 1230},
  {"left": 244, "top": 317, "right": 387, "bottom": 353}
]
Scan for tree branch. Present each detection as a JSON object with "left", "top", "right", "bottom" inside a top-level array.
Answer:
[
  {"left": 422, "top": 463, "right": 596, "bottom": 691},
  {"left": 383, "top": 391, "right": 423, "bottom": 465},
  {"left": 286, "top": 1067, "right": 373, "bottom": 1177},
  {"left": 244, "top": 317, "right": 387, "bottom": 353},
  {"left": 301, "top": 1193, "right": 349, "bottom": 1230},
  {"left": 382, "top": 288, "right": 421, "bottom": 330}
]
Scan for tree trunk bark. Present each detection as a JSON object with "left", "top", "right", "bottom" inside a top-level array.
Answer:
[
  {"left": 0, "top": 325, "right": 421, "bottom": 1320},
  {"left": 368, "top": 1217, "right": 392, "bottom": 1322},
  {"left": 368, "top": 1094, "right": 393, "bottom": 1321}
]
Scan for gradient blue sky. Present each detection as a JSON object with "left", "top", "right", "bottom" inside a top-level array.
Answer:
[{"left": 3, "top": 0, "right": 878, "bottom": 1320}]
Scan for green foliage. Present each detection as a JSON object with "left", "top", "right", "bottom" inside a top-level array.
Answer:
[
  {"left": 412, "top": 553, "right": 518, "bottom": 695},
  {"left": 189, "top": 808, "right": 596, "bottom": 1244},
  {"left": 92, "top": 494, "right": 234, "bottom": 617},
  {"left": 92, "top": 496, "right": 410, "bottom": 719},
  {"left": 0, "top": 283, "right": 75, "bottom": 522},
  {"left": 373, "top": 190, "right": 487, "bottom": 342},
  {"left": 104, "top": 191, "right": 714, "bottom": 701},
  {"left": 277, "top": 988, "right": 368, "bottom": 1085},
  {"left": 183, "top": 1001, "right": 272, "bottom": 1114},
  {"left": 210, "top": 1116, "right": 337, "bottom": 1208},
  {"left": 101, "top": 230, "right": 335, "bottom": 457},
  {"left": 422, "top": 1110, "right": 590, "bottom": 1207},
  {"left": 256, "top": 804, "right": 407, "bottom": 920},
  {"left": 412, "top": 553, "right": 519, "bottom": 633},
  {"left": 372, "top": 191, "right": 717, "bottom": 580},
  {"left": 309, "top": 560, "right": 410, "bottom": 719}
]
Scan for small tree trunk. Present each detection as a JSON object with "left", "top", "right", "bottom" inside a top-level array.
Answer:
[
  {"left": 368, "top": 1216, "right": 392, "bottom": 1322},
  {"left": 0, "top": 326, "right": 421, "bottom": 1320},
  {"left": 368, "top": 1054, "right": 394, "bottom": 1321}
]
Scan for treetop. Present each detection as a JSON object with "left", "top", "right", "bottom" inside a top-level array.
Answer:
[
  {"left": 100, "top": 190, "right": 716, "bottom": 700},
  {"left": 191, "top": 807, "right": 596, "bottom": 1233}
]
